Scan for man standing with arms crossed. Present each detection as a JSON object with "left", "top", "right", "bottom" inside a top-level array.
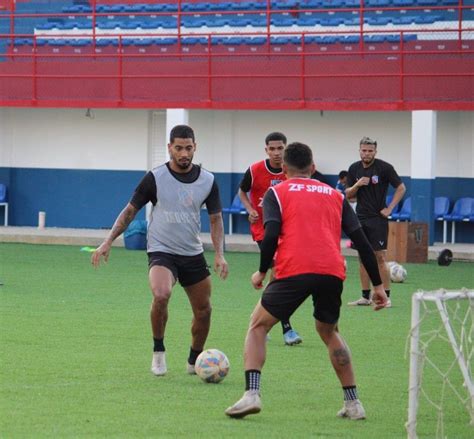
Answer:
[
  {"left": 239, "top": 132, "right": 302, "bottom": 346},
  {"left": 346, "top": 137, "right": 406, "bottom": 307},
  {"left": 225, "top": 142, "right": 387, "bottom": 419},
  {"left": 92, "top": 125, "right": 228, "bottom": 376}
]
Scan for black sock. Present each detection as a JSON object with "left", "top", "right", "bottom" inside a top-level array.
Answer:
[
  {"left": 362, "top": 289, "right": 371, "bottom": 300},
  {"left": 385, "top": 289, "right": 391, "bottom": 298},
  {"left": 343, "top": 385, "right": 358, "bottom": 401},
  {"left": 153, "top": 337, "right": 165, "bottom": 352},
  {"left": 245, "top": 369, "right": 261, "bottom": 391},
  {"left": 188, "top": 347, "right": 202, "bottom": 365},
  {"left": 281, "top": 320, "right": 292, "bottom": 334}
]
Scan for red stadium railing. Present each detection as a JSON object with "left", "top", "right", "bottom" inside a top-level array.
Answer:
[{"left": 0, "top": 0, "right": 472, "bottom": 110}]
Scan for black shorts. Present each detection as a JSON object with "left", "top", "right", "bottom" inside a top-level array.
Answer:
[
  {"left": 261, "top": 274, "right": 343, "bottom": 324},
  {"left": 147, "top": 252, "right": 211, "bottom": 287},
  {"left": 359, "top": 216, "right": 389, "bottom": 251}
]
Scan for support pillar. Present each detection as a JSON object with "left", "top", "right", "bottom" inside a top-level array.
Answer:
[{"left": 410, "top": 110, "right": 437, "bottom": 245}]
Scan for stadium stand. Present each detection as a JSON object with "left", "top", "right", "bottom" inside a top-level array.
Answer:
[{"left": 0, "top": 0, "right": 472, "bottom": 108}]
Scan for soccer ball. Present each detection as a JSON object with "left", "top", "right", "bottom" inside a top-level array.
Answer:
[
  {"left": 390, "top": 263, "right": 407, "bottom": 283},
  {"left": 195, "top": 349, "right": 230, "bottom": 383},
  {"left": 386, "top": 261, "right": 398, "bottom": 270}
]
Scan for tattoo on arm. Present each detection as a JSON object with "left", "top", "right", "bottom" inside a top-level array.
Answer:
[
  {"left": 107, "top": 204, "right": 138, "bottom": 243},
  {"left": 209, "top": 213, "right": 224, "bottom": 256},
  {"left": 332, "top": 348, "right": 351, "bottom": 366}
]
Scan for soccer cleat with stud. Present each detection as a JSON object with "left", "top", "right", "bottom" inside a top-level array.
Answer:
[
  {"left": 347, "top": 297, "right": 372, "bottom": 306},
  {"left": 283, "top": 329, "right": 302, "bottom": 346},
  {"left": 186, "top": 362, "right": 196, "bottom": 375},
  {"left": 151, "top": 351, "right": 167, "bottom": 376},
  {"left": 225, "top": 390, "right": 262, "bottom": 418},
  {"left": 337, "top": 399, "right": 366, "bottom": 420}
]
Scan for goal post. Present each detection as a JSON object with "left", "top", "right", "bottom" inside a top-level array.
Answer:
[{"left": 406, "top": 289, "right": 474, "bottom": 439}]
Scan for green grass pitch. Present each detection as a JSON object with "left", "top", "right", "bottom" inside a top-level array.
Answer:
[{"left": 0, "top": 243, "right": 472, "bottom": 438}]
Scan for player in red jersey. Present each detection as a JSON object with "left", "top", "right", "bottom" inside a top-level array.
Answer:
[
  {"left": 226, "top": 142, "right": 388, "bottom": 420},
  {"left": 238, "top": 132, "right": 302, "bottom": 346}
]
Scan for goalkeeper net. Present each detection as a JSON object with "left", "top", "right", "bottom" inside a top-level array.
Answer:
[{"left": 406, "top": 289, "right": 473, "bottom": 439}]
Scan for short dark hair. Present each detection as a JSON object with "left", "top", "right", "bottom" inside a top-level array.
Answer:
[
  {"left": 338, "top": 170, "right": 348, "bottom": 179},
  {"left": 170, "top": 125, "right": 195, "bottom": 143},
  {"left": 265, "top": 132, "right": 287, "bottom": 145},
  {"left": 360, "top": 136, "right": 377, "bottom": 147},
  {"left": 284, "top": 142, "right": 313, "bottom": 171}
]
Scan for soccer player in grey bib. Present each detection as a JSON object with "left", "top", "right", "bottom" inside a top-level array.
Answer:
[{"left": 92, "top": 125, "right": 228, "bottom": 376}]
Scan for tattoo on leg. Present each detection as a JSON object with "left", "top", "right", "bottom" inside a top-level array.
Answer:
[{"left": 332, "top": 348, "right": 351, "bottom": 366}]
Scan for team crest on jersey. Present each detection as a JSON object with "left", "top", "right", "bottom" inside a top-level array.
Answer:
[
  {"left": 178, "top": 187, "right": 194, "bottom": 207},
  {"left": 270, "top": 179, "right": 282, "bottom": 186},
  {"left": 371, "top": 175, "right": 379, "bottom": 184}
]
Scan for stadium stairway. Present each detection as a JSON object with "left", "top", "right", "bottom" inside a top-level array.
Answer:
[{"left": 0, "top": 225, "right": 473, "bottom": 261}]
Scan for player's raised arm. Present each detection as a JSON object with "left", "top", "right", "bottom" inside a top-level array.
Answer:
[{"left": 91, "top": 203, "right": 138, "bottom": 268}]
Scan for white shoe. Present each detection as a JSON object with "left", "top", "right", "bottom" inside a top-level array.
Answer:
[
  {"left": 337, "top": 399, "right": 366, "bottom": 420},
  {"left": 225, "top": 390, "right": 262, "bottom": 418},
  {"left": 187, "top": 362, "right": 196, "bottom": 375},
  {"left": 347, "top": 297, "right": 372, "bottom": 306},
  {"left": 385, "top": 298, "right": 392, "bottom": 308},
  {"left": 151, "top": 352, "right": 167, "bottom": 376}
]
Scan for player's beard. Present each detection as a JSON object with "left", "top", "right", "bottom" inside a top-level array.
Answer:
[{"left": 175, "top": 157, "right": 192, "bottom": 170}]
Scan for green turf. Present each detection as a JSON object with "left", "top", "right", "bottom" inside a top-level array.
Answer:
[{"left": 0, "top": 243, "right": 472, "bottom": 438}]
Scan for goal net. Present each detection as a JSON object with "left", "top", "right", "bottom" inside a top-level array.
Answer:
[{"left": 406, "top": 289, "right": 473, "bottom": 439}]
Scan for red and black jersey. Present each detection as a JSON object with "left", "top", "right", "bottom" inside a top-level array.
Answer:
[
  {"left": 270, "top": 178, "right": 346, "bottom": 280},
  {"left": 247, "top": 160, "right": 285, "bottom": 241}
]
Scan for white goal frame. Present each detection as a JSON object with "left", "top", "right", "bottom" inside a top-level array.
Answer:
[{"left": 406, "top": 289, "right": 474, "bottom": 439}]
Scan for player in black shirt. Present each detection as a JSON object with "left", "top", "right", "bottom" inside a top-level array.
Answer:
[{"left": 345, "top": 137, "right": 406, "bottom": 308}]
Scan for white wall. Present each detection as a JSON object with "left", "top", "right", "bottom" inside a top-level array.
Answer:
[
  {"left": 1, "top": 108, "right": 472, "bottom": 178},
  {"left": 0, "top": 108, "right": 148, "bottom": 170}
]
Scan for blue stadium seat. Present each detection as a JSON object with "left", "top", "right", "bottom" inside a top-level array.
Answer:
[
  {"left": 144, "top": 4, "right": 169, "bottom": 12},
  {"left": 386, "top": 194, "right": 400, "bottom": 219},
  {"left": 418, "top": 0, "right": 438, "bottom": 5},
  {"left": 0, "top": 183, "right": 8, "bottom": 226},
  {"left": 392, "top": 16, "right": 415, "bottom": 25},
  {"left": 274, "top": 0, "right": 298, "bottom": 9},
  {"left": 414, "top": 15, "right": 441, "bottom": 24},
  {"left": 96, "top": 5, "right": 124, "bottom": 13},
  {"left": 249, "top": 36, "right": 267, "bottom": 45},
  {"left": 366, "top": 0, "right": 390, "bottom": 6},
  {"left": 320, "top": 18, "right": 344, "bottom": 26},
  {"left": 442, "top": 197, "right": 474, "bottom": 243},
  {"left": 208, "top": 2, "right": 233, "bottom": 11},
  {"left": 70, "top": 39, "right": 91, "bottom": 47},
  {"left": 393, "top": 0, "right": 414, "bottom": 6},
  {"left": 153, "top": 38, "right": 178, "bottom": 45},
  {"left": 434, "top": 196, "right": 450, "bottom": 244},
  {"left": 391, "top": 197, "right": 411, "bottom": 221},
  {"left": 207, "top": 18, "right": 230, "bottom": 27},
  {"left": 182, "top": 18, "right": 207, "bottom": 28},
  {"left": 365, "top": 35, "right": 386, "bottom": 43},
  {"left": 122, "top": 4, "right": 147, "bottom": 13},
  {"left": 223, "top": 37, "right": 244, "bottom": 45},
  {"left": 271, "top": 17, "right": 297, "bottom": 26},
  {"left": 182, "top": 37, "right": 208, "bottom": 45},
  {"left": 297, "top": 16, "right": 320, "bottom": 26},
  {"left": 270, "top": 36, "right": 290, "bottom": 44},
  {"left": 222, "top": 194, "right": 247, "bottom": 235}
]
